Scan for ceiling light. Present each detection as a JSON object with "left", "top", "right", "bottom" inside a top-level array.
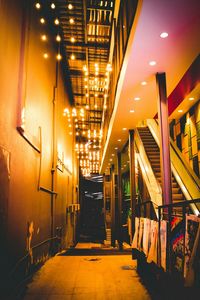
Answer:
[
  {"left": 112, "top": 154, "right": 115, "bottom": 156},
  {"left": 69, "top": 18, "right": 74, "bottom": 24},
  {"left": 118, "top": 139, "right": 121, "bottom": 142},
  {"left": 70, "top": 54, "right": 75, "bottom": 60},
  {"left": 56, "top": 54, "right": 62, "bottom": 60},
  {"left": 160, "top": 32, "right": 168, "bottom": 38},
  {"left": 122, "top": 128, "right": 127, "bottom": 131},
  {"left": 68, "top": 3, "right": 73, "bottom": 10},
  {"left": 56, "top": 35, "right": 61, "bottom": 42},
  {"left": 178, "top": 109, "right": 183, "bottom": 113},
  {"left": 110, "top": 158, "right": 113, "bottom": 161},
  {"left": 40, "top": 18, "right": 45, "bottom": 24},
  {"left": 130, "top": 109, "right": 135, "bottom": 113},
  {"left": 51, "top": 3, "right": 56, "bottom": 9},
  {"left": 41, "top": 34, "right": 47, "bottom": 41},
  {"left": 141, "top": 81, "right": 147, "bottom": 86},
  {"left": 70, "top": 37, "right": 75, "bottom": 43},
  {"left": 189, "top": 97, "right": 194, "bottom": 101},
  {"left": 114, "top": 147, "right": 118, "bottom": 150},
  {"left": 149, "top": 61, "right": 156, "bottom": 66},
  {"left": 35, "top": 3, "right": 41, "bottom": 9},
  {"left": 43, "top": 53, "right": 49, "bottom": 59},
  {"left": 54, "top": 18, "right": 59, "bottom": 25},
  {"left": 134, "top": 97, "right": 140, "bottom": 101}
]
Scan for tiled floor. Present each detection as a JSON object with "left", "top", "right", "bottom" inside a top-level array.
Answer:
[{"left": 22, "top": 245, "right": 151, "bottom": 300}]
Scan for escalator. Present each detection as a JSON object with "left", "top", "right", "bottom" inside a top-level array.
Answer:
[
  {"left": 135, "top": 120, "right": 200, "bottom": 215},
  {"left": 137, "top": 127, "right": 185, "bottom": 204}
]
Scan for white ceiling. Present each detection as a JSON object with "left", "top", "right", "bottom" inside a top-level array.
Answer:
[{"left": 100, "top": 0, "right": 200, "bottom": 174}]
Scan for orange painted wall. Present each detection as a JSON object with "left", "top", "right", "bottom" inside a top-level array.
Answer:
[{"left": 0, "top": 0, "right": 78, "bottom": 275}]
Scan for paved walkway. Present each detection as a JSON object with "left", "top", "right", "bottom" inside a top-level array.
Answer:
[{"left": 22, "top": 244, "right": 151, "bottom": 300}]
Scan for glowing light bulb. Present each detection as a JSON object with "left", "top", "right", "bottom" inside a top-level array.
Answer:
[
  {"left": 51, "top": 3, "right": 56, "bottom": 9},
  {"left": 35, "top": 3, "right": 41, "bottom": 9},
  {"left": 41, "top": 34, "right": 47, "bottom": 41},
  {"left": 56, "top": 54, "right": 62, "bottom": 60},
  {"left": 69, "top": 18, "right": 74, "bottom": 24},
  {"left": 43, "top": 53, "right": 49, "bottom": 59},
  {"left": 54, "top": 18, "right": 59, "bottom": 25},
  {"left": 56, "top": 35, "right": 61, "bottom": 42},
  {"left": 40, "top": 18, "right": 45, "bottom": 24},
  {"left": 70, "top": 37, "right": 75, "bottom": 43},
  {"left": 70, "top": 54, "right": 75, "bottom": 60},
  {"left": 68, "top": 3, "right": 73, "bottom": 9}
]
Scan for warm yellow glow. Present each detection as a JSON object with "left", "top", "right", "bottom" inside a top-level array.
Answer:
[
  {"left": 69, "top": 124, "right": 72, "bottom": 128},
  {"left": 64, "top": 108, "right": 69, "bottom": 113},
  {"left": 86, "top": 93, "right": 89, "bottom": 97},
  {"left": 56, "top": 35, "right": 61, "bottom": 42},
  {"left": 43, "top": 53, "right": 49, "bottom": 59},
  {"left": 95, "top": 93, "right": 98, "bottom": 97},
  {"left": 54, "top": 18, "right": 59, "bottom": 25},
  {"left": 95, "top": 71, "right": 99, "bottom": 76},
  {"left": 69, "top": 18, "right": 74, "bottom": 24},
  {"left": 56, "top": 54, "right": 62, "bottom": 60},
  {"left": 134, "top": 97, "right": 140, "bottom": 101},
  {"left": 84, "top": 78, "right": 88, "bottom": 82},
  {"left": 130, "top": 109, "right": 135, "bottom": 113},
  {"left": 41, "top": 34, "right": 47, "bottom": 41},
  {"left": 70, "top": 37, "right": 75, "bottom": 43},
  {"left": 94, "top": 104, "right": 98, "bottom": 109},
  {"left": 51, "top": 3, "right": 56, "bottom": 9},
  {"left": 178, "top": 109, "right": 183, "bottom": 113},
  {"left": 122, "top": 128, "right": 127, "bottom": 131},
  {"left": 40, "top": 18, "right": 45, "bottom": 24},
  {"left": 69, "top": 132, "right": 72, "bottom": 135},
  {"left": 141, "top": 81, "right": 147, "bottom": 86},
  {"left": 118, "top": 139, "right": 121, "bottom": 142},
  {"left": 85, "top": 85, "right": 88, "bottom": 89},
  {"left": 35, "top": 3, "right": 41, "bottom": 9},
  {"left": 86, "top": 105, "right": 89, "bottom": 109},
  {"left": 71, "top": 54, "right": 75, "bottom": 60},
  {"left": 189, "top": 97, "right": 194, "bottom": 101},
  {"left": 68, "top": 3, "right": 73, "bottom": 9}
]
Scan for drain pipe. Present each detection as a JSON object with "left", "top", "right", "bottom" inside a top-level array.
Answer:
[{"left": 51, "top": 61, "right": 58, "bottom": 249}]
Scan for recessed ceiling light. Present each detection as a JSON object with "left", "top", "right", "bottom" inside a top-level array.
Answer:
[
  {"left": 117, "top": 139, "right": 121, "bottom": 142},
  {"left": 178, "top": 109, "right": 183, "bottom": 113},
  {"left": 160, "top": 32, "right": 168, "bottom": 38},
  {"left": 122, "top": 128, "right": 127, "bottom": 131},
  {"left": 189, "top": 97, "right": 194, "bottom": 101},
  {"left": 134, "top": 97, "right": 140, "bottom": 101},
  {"left": 141, "top": 81, "right": 147, "bottom": 86},
  {"left": 130, "top": 109, "right": 135, "bottom": 113},
  {"left": 149, "top": 61, "right": 156, "bottom": 66}
]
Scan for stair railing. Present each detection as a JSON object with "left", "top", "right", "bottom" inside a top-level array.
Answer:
[
  {"left": 135, "top": 129, "right": 162, "bottom": 217},
  {"left": 147, "top": 119, "right": 200, "bottom": 215}
]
